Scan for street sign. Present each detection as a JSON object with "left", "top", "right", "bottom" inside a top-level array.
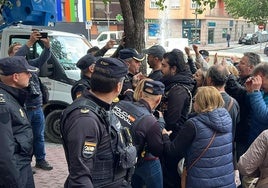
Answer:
[
  {"left": 116, "top": 14, "right": 123, "bottom": 22},
  {"left": 85, "top": 20, "right": 92, "bottom": 29}
]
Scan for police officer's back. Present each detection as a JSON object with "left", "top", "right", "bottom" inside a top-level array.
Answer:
[
  {"left": 61, "top": 57, "right": 136, "bottom": 188},
  {"left": 0, "top": 56, "right": 39, "bottom": 188},
  {"left": 113, "top": 79, "right": 170, "bottom": 188}
]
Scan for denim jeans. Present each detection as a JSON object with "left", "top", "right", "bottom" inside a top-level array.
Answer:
[
  {"left": 131, "top": 159, "right": 163, "bottom": 188},
  {"left": 26, "top": 107, "right": 46, "bottom": 162}
]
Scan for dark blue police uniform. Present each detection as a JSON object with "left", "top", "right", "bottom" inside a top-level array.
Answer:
[{"left": 0, "top": 56, "right": 36, "bottom": 188}]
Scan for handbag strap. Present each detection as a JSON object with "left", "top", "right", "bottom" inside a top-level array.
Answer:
[
  {"left": 188, "top": 131, "right": 216, "bottom": 171},
  {"left": 227, "top": 97, "right": 234, "bottom": 112}
]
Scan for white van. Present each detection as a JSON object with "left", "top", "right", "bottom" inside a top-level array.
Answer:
[{"left": 91, "top": 31, "right": 124, "bottom": 48}]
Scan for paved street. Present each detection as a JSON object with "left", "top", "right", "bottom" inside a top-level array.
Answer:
[{"left": 32, "top": 142, "right": 67, "bottom": 188}]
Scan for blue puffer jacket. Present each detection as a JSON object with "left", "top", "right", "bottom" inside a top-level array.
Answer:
[
  {"left": 186, "top": 108, "right": 235, "bottom": 188},
  {"left": 247, "top": 91, "right": 268, "bottom": 146}
]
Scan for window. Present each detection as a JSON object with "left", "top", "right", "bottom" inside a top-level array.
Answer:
[
  {"left": 170, "top": 0, "right": 180, "bottom": 9},
  {"left": 150, "top": 0, "right": 159, "bottom": 9},
  {"left": 98, "top": 34, "right": 108, "bottom": 42},
  {"left": 110, "top": 33, "right": 116, "bottom": 40},
  {"left": 191, "top": 0, "right": 199, "bottom": 9}
]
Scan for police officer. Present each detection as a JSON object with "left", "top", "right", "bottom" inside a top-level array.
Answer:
[
  {"left": 60, "top": 57, "right": 135, "bottom": 188},
  {"left": 71, "top": 54, "right": 96, "bottom": 100},
  {"left": 118, "top": 48, "right": 145, "bottom": 100},
  {"left": 0, "top": 56, "right": 39, "bottom": 188},
  {"left": 143, "top": 45, "right": 166, "bottom": 81},
  {"left": 113, "top": 79, "right": 171, "bottom": 188}
]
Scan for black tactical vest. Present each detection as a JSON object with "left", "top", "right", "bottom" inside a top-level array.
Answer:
[
  {"left": 113, "top": 100, "right": 155, "bottom": 156},
  {"left": 60, "top": 97, "right": 129, "bottom": 187}
]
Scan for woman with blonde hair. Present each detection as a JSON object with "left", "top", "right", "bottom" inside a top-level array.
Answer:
[
  {"left": 163, "top": 86, "right": 236, "bottom": 188},
  {"left": 133, "top": 78, "right": 150, "bottom": 101}
]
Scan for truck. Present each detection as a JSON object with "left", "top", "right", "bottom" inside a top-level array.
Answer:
[
  {"left": 90, "top": 30, "right": 124, "bottom": 48},
  {"left": 0, "top": 0, "right": 92, "bottom": 143}
]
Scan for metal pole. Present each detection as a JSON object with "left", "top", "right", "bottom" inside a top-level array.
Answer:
[
  {"left": 104, "top": 3, "right": 111, "bottom": 31},
  {"left": 195, "top": 10, "right": 197, "bottom": 44}
]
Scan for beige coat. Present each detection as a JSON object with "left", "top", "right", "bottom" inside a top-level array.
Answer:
[{"left": 238, "top": 129, "right": 268, "bottom": 188}]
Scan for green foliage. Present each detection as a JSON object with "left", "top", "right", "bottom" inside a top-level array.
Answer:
[
  {"left": 155, "top": 0, "right": 166, "bottom": 11},
  {"left": 224, "top": 0, "right": 268, "bottom": 24},
  {"left": 102, "top": 0, "right": 111, "bottom": 5},
  {"left": 192, "top": 0, "right": 217, "bottom": 14}
]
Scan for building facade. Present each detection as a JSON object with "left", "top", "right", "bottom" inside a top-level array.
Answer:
[
  {"left": 56, "top": 0, "right": 255, "bottom": 44},
  {"left": 145, "top": 0, "right": 255, "bottom": 45}
]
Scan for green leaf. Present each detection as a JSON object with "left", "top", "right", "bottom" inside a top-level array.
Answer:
[{"left": 224, "top": 0, "right": 268, "bottom": 24}]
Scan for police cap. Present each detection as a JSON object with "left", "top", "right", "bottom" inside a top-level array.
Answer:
[
  {"left": 143, "top": 45, "right": 166, "bottom": 59},
  {"left": 95, "top": 57, "right": 128, "bottom": 78},
  {"left": 119, "top": 48, "right": 145, "bottom": 62},
  {"left": 143, "top": 80, "right": 165, "bottom": 95},
  {"left": 0, "top": 56, "right": 39, "bottom": 75},
  {"left": 76, "top": 54, "right": 96, "bottom": 70}
]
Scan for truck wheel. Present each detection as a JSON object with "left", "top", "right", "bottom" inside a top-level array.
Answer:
[{"left": 45, "top": 110, "right": 63, "bottom": 144}]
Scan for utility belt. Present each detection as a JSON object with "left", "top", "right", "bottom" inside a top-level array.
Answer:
[
  {"left": 144, "top": 157, "right": 159, "bottom": 161},
  {"left": 143, "top": 153, "right": 159, "bottom": 161},
  {"left": 139, "top": 152, "right": 158, "bottom": 163}
]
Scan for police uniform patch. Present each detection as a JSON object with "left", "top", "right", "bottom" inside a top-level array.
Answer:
[
  {"left": 0, "top": 94, "right": 6, "bottom": 104},
  {"left": 82, "top": 141, "right": 96, "bottom": 158}
]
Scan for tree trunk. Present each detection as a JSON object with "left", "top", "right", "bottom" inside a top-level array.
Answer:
[{"left": 119, "top": 0, "right": 147, "bottom": 74}]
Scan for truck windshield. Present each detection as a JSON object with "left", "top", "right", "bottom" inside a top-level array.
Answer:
[{"left": 50, "top": 35, "right": 91, "bottom": 70}]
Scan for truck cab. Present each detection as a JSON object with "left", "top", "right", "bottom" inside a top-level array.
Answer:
[
  {"left": 0, "top": 25, "right": 92, "bottom": 143},
  {"left": 90, "top": 30, "right": 124, "bottom": 48}
]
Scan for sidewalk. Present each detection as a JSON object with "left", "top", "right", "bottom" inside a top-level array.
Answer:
[
  {"left": 195, "top": 41, "right": 241, "bottom": 51},
  {"left": 32, "top": 142, "right": 67, "bottom": 188}
]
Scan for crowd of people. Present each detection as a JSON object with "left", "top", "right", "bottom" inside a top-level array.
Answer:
[{"left": 0, "top": 30, "right": 268, "bottom": 188}]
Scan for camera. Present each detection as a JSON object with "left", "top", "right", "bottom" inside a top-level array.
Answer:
[{"left": 40, "top": 32, "right": 48, "bottom": 38}]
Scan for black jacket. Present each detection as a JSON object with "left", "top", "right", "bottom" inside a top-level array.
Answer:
[
  {"left": 225, "top": 74, "right": 250, "bottom": 146},
  {"left": 0, "top": 82, "right": 33, "bottom": 187},
  {"left": 160, "top": 69, "right": 195, "bottom": 140},
  {"left": 71, "top": 75, "right": 91, "bottom": 100}
]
